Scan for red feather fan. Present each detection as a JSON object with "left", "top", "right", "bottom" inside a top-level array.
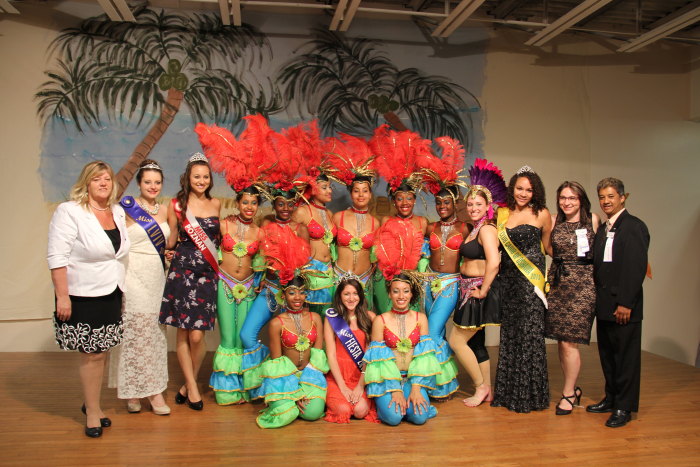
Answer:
[
  {"left": 374, "top": 218, "right": 424, "bottom": 281},
  {"left": 261, "top": 223, "right": 311, "bottom": 285}
]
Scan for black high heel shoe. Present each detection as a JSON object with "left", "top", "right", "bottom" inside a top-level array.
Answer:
[
  {"left": 186, "top": 397, "right": 203, "bottom": 411},
  {"left": 555, "top": 387, "right": 582, "bottom": 416},
  {"left": 175, "top": 388, "right": 188, "bottom": 405},
  {"left": 84, "top": 425, "right": 103, "bottom": 438},
  {"left": 81, "top": 404, "right": 112, "bottom": 427}
]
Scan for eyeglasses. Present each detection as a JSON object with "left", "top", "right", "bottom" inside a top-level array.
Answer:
[{"left": 558, "top": 196, "right": 579, "bottom": 202}]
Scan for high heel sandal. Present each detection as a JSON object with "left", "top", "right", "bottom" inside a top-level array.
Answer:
[
  {"left": 81, "top": 403, "right": 112, "bottom": 427},
  {"left": 555, "top": 387, "right": 582, "bottom": 416}
]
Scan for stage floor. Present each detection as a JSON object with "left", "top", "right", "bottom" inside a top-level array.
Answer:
[{"left": 1, "top": 345, "right": 699, "bottom": 466}]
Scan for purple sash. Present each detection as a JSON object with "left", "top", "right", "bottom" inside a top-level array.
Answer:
[
  {"left": 120, "top": 196, "right": 166, "bottom": 266},
  {"left": 325, "top": 308, "right": 365, "bottom": 371}
]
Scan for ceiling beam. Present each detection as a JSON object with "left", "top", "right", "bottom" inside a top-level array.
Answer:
[
  {"left": 338, "top": 0, "right": 362, "bottom": 32},
  {"left": 618, "top": 5, "right": 700, "bottom": 52},
  {"left": 231, "top": 0, "right": 241, "bottom": 26},
  {"left": 432, "top": 0, "right": 487, "bottom": 38},
  {"left": 525, "top": 0, "right": 614, "bottom": 47},
  {"left": 0, "top": 0, "right": 20, "bottom": 14},
  {"left": 218, "top": 0, "right": 231, "bottom": 25},
  {"left": 329, "top": 0, "right": 349, "bottom": 31},
  {"left": 95, "top": 0, "right": 135, "bottom": 22}
]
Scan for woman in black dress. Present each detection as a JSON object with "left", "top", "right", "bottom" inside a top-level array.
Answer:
[
  {"left": 491, "top": 166, "right": 552, "bottom": 413},
  {"left": 160, "top": 153, "right": 220, "bottom": 410},
  {"left": 545, "top": 181, "right": 600, "bottom": 415}
]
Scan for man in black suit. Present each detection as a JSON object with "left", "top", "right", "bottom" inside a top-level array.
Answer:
[{"left": 587, "top": 177, "right": 650, "bottom": 428}]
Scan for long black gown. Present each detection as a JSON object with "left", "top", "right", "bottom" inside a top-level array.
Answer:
[{"left": 491, "top": 224, "right": 550, "bottom": 413}]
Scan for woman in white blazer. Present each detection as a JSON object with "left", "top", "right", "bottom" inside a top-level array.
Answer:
[{"left": 47, "top": 161, "right": 129, "bottom": 438}]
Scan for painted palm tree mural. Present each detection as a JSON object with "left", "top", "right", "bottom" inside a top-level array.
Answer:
[
  {"left": 36, "top": 7, "right": 279, "bottom": 195},
  {"left": 279, "top": 28, "right": 480, "bottom": 148}
]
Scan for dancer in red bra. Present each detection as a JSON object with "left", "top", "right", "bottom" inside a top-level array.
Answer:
[
  {"left": 323, "top": 279, "right": 379, "bottom": 424},
  {"left": 257, "top": 227, "right": 328, "bottom": 429},
  {"left": 363, "top": 217, "right": 441, "bottom": 426}
]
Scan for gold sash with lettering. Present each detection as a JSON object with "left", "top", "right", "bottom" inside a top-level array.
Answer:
[{"left": 497, "top": 207, "right": 548, "bottom": 308}]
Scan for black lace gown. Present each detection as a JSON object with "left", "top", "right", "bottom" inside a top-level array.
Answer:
[{"left": 491, "top": 224, "right": 550, "bottom": 413}]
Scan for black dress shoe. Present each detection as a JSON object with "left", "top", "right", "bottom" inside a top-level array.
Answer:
[
  {"left": 586, "top": 398, "right": 613, "bottom": 413},
  {"left": 605, "top": 409, "right": 632, "bottom": 428},
  {"left": 186, "top": 398, "right": 203, "bottom": 411},
  {"left": 81, "top": 404, "right": 112, "bottom": 427},
  {"left": 175, "top": 389, "right": 187, "bottom": 405},
  {"left": 84, "top": 426, "right": 103, "bottom": 438}
]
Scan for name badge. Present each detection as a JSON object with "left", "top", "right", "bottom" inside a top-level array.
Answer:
[
  {"left": 603, "top": 232, "right": 614, "bottom": 262},
  {"left": 575, "top": 228, "right": 589, "bottom": 257}
]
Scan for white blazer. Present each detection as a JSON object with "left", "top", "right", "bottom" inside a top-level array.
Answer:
[{"left": 47, "top": 201, "right": 130, "bottom": 297}]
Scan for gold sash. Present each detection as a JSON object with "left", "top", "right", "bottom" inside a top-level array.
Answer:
[{"left": 497, "top": 207, "right": 548, "bottom": 308}]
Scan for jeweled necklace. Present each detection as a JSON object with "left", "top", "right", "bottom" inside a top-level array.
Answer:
[
  {"left": 312, "top": 201, "right": 330, "bottom": 233},
  {"left": 439, "top": 216, "right": 457, "bottom": 266},
  {"left": 288, "top": 308, "right": 306, "bottom": 364},
  {"left": 351, "top": 206, "right": 366, "bottom": 267},
  {"left": 275, "top": 217, "right": 291, "bottom": 225},
  {"left": 391, "top": 308, "right": 409, "bottom": 364},
  {"left": 137, "top": 197, "right": 160, "bottom": 216},
  {"left": 235, "top": 215, "right": 251, "bottom": 241}
]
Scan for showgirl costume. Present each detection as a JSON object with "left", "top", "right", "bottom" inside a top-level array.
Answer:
[
  {"left": 419, "top": 136, "right": 473, "bottom": 399},
  {"left": 369, "top": 125, "right": 432, "bottom": 315},
  {"left": 159, "top": 153, "right": 220, "bottom": 331},
  {"left": 237, "top": 119, "right": 312, "bottom": 400},
  {"left": 255, "top": 227, "right": 329, "bottom": 429},
  {"left": 195, "top": 118, "right": 270, "bottom": 405},
  {"left": 364, "top": 218, "right": 441, "bottom": 425},
  {"left": 323, "top": 134, "right": 378, "bottom": 302}
]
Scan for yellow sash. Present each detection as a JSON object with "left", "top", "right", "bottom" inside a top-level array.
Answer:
[{"left": 497, "top": 207, "right": 548, "bottom": 308}]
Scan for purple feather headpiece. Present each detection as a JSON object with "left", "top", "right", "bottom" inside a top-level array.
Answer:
[{"left": 467, "top": 158, "right": 507, "bottom": 219}]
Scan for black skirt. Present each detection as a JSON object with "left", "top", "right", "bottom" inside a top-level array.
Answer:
[
  {"left": 54, "top": 287, "right": 123, "bottom": 353},
  {"left": 453, "top": 276, "right": 501, "bottom": 329}
]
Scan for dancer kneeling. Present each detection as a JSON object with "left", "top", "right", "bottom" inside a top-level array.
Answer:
[
  {"left": 364, "top": 219, "right": 440, "bottom": 426},
  {"left": 256, "top": 228, "right": 328, "bottom": 428}
]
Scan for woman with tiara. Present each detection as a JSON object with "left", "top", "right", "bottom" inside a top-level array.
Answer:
[
  {"left": 239, "top": 119, "right": 310, "bottom": 400},
  {"left": 255, "top": 224, "right": 328, "bottom": 428},
  {"left": 195, "top": 118, "right": 270, "bottom": 405},
  {"left": 159, "top": 153, "right": 220, "bottom": 411},
  {"left": 363, "top": 217, "right": 441, "bottom": 425},
  {"left": 451, "top": 159, "right": 507, "bottom": 407},
  {"left": 491, "top": 165, "right": 552, "bottom": 413},
  {"left": 369, "top": 126, "right": 432, "bottom": 314},
  {"left": 420, "top": 137, "right": 470, "bottom": 400},
  {"left": 326, "top": 134, "right": 379, "bottom": 301},
  {"left": 110, "top": 159, "right": 170, "bottom": 415},
  {"left": 290, "top": 122, "right": 337, "bottom": 317}
]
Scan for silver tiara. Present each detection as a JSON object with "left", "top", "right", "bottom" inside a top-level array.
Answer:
[
  {"left": 516, "top": 165, "right": 535, "bottom": 175},
  {"left": 188, "top": 152, "right": 208, "bottom": 164},
  {"left": 140, "top": 162, "right": 162, "bottom": 171}
]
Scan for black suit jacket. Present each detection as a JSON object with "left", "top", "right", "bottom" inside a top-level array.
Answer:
[{"left": 593, "top": 210, "right": 650, "bottom": 322}]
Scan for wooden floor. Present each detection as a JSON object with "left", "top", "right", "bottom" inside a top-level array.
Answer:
[{"left": 1, "top": 345, "right": 699, "bottom": 466}]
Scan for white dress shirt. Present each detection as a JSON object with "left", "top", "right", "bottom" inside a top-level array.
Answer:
[{"left": 47, "top": 201, "right": 130, "bottom": 297}]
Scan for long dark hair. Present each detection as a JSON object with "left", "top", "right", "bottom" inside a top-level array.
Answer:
[
  {"left": 555, "top": 181, "right": 591, "bottom": 225},
  {"left": 332, "top": 279, "right": 373, "bottom": 338},
  {"left": 176, "top": 160, "right": 213, "bottom": 220},
  {"left": 506, "top": 171, "right": 547, "bottom": 214}
]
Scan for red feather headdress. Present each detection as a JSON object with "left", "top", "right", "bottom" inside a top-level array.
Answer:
[
  {"left": 370, "top": 125, "right": 432, "bottom": 194},
  {"left": 322, "top": 133, "right": 375, "bottom": 187},
  {"left": 420, "top": 136, "right": 467, "bottom": 198},
  {"left": 261, "top": 223, "right": 311, "bottom": 286},
  {"left": 374, "top": 218, "right": 424, "bottom": 283}
]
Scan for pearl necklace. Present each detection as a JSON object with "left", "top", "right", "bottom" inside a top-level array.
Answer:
[{"left": 90, "top": 203, "right": 110, "bottom": 212}]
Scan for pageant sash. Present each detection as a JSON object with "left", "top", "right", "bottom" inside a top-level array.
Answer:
[
  {"left": 325, "top": 308, "right": 365, "bottom": 371},
  {"left": 496, "top": 207, "right": 548, "bottom": 308},
  {"left": 173, "top": 199, "right": 219, "bottom": 275},
  {"left": 120, "top": 196, "right": 166, "bottom": 266}
]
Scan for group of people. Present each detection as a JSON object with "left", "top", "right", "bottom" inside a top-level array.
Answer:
[{"left": 47, "top": 116, "right": 650, "bottom": 438}]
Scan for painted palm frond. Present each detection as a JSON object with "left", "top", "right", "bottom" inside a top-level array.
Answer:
[{"left": 278, "top": 28, "right": 478, "bottom": 146}]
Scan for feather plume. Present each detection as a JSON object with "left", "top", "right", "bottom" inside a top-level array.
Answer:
[
  {"left": 370, "top": 125, "right": 432, "bottom": 192},
  {"left": 467, "top": 158, "right": 507, "bottom": 207},
  {"left": 374, "top": 218, "right": 424, "bottom": 280},
  {"left": 419, "top": 136, "right": 466, "bottom": 195},
  {"left": 261, "top": 223, "right": 311, "bottom": 284},
  {"left": 322, "top": 133, "right": 375, "bottom": 186}
]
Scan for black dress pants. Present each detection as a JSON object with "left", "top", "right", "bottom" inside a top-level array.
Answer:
[{"left": 596, "top": 319, "right": 642, "bottom": 412}]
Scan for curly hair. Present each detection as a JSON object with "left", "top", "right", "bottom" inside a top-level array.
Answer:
[{"left": 506, "top": 171, "right": 547, "bottom": 214}]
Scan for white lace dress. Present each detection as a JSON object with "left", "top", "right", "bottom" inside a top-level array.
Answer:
[{"left": 109, "top": 222, "right": 170, "bottom": 399}]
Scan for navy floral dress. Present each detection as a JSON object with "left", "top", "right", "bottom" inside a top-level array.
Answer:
[{"left": 160, "top": 216, "right": 220, "bottom": 331}]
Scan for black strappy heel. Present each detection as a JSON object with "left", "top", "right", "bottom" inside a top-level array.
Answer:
[{"left": 555, "top": 386, "right": 582, "bottom": 416}]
